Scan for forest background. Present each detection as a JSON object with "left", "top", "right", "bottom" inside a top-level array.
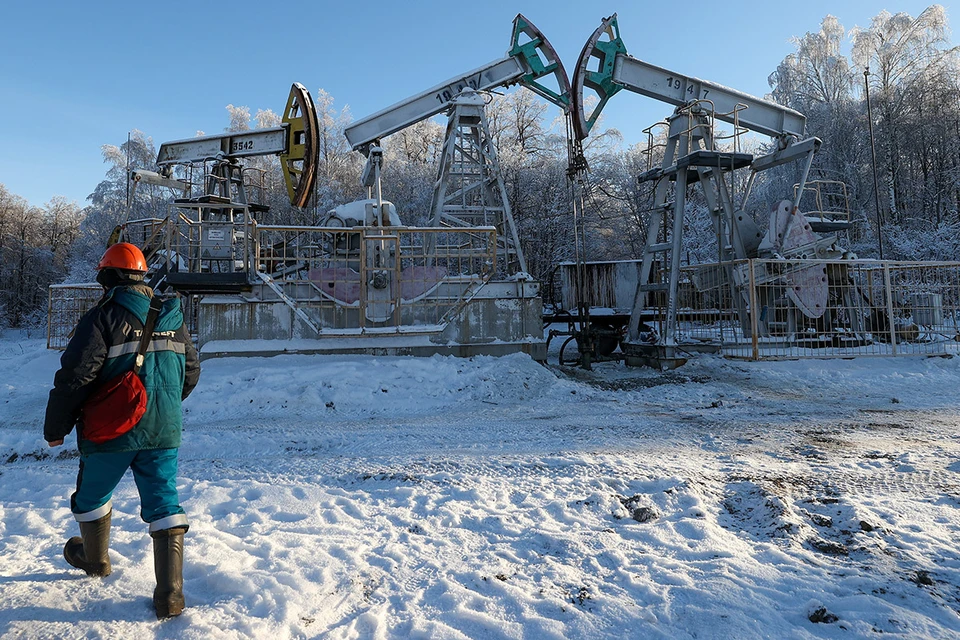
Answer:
[{"left": 0, "top": 6, "right": 957, "bottom": 329}]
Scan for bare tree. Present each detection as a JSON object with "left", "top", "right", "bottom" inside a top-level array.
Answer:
[{"left": 851, "top": 5, "right": 959, "bottom": 223}]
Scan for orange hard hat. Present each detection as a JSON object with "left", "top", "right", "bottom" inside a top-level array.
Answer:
[{"left": 97, "top": 243, "right": 147, "bottom": 272}]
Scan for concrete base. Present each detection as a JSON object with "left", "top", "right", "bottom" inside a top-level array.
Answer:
[
  {"left": 196, "top": 279, "right": 546, "bottom": 362},
  {"left": 199, "top": 336, "right": 546, "bottom": 361}
]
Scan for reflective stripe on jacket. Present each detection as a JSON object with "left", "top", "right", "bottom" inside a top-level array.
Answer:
[{"left": 44, "top": 285, "right": 201, "bottom": 453}]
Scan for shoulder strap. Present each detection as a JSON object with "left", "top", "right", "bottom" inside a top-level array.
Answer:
[{"left": 133, "top": 297, "right": 163, "bottom": 375}]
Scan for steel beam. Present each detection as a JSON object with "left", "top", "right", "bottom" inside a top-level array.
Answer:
[
  {"left": 612, "top": 55, "right": 806, "bottom": 138},
  {"left": 130, "top": 169, "right": 189, "bottom": 191},
  {"left": 157, "top": 128, "right": 287, "bottom": 166},
  {"left": 750, "top": 136, "right": 821, "bottom": 172},
  {"left": 344, "top": 57, "right": 525, "bottom": 150}
]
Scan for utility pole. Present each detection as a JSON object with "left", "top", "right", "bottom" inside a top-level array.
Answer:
[
  {"left": 125, "top": 131, "right": 131, "bottom": 216},
  {"left": 864, "top": 66, "right": 884, "bottom": 259}
]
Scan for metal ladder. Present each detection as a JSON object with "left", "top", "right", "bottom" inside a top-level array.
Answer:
[{"left": 256, "top": 271, "right": 320, "bottom": 335}]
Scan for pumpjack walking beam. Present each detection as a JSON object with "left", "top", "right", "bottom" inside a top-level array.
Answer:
[
  {"left": 572, "top": 15, "right": 807, "bottom": 143},
  {"left": 344, "top": 15, "right": 571, "bottom": 154},
  {"left": 156, "top": 83, "right": 319, "bottom": 209}
]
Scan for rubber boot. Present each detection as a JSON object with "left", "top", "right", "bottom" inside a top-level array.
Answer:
[
  {"left": 63, "top": 511, "right": 112, "bottom": 577},
  {"left": 152, "top": 526, "right": 187, "bottom": 619}
]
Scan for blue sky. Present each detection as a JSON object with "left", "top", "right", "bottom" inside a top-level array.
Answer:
[{"left": 0, "top": 0, "right": 950, "bottom": 207}]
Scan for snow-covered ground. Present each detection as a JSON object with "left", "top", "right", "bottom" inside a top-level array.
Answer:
[{"left": 2, "top": 333, "right": 960, "bottom": 639}]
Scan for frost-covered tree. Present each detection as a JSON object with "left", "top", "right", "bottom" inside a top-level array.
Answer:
[
  {"left": 70, "top": 131, "right": 163, "bottom": 282},
  {"left": 770, "top": 15, "right": 855, "bottom": 110},
  {"left": 765, "top": 5, "right": 960, "bottom": 259},
  {"left": 0, "top": 185, "right": 82, "bottom": 327},
  {"left": 313, "top": 89, "right": 364, "bottom": 223},
  {"left": 852, "top": 5, "right": 960, "bottom": 225}
]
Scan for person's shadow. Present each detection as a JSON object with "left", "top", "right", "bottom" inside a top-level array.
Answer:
[
  {"left": 0, "top": 572, "right": 158, "bottom": 630},
  {"left": 0, "top": 572, "right": 77, "bottom": 583}
]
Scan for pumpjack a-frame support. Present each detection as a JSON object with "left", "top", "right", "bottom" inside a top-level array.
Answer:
[
  {"left": 429, "top": 90, "right": 527, "bottom": 276},
  {"left": 621, "top": 107, "right": 754, "bottom": 368}
]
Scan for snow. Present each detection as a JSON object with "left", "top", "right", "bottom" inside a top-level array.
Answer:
[{"left": 2, "top": 331, "right": 960, "bottom": 639}]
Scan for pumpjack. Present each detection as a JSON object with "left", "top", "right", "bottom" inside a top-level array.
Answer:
[
  {"left": 565, "top": 14, "right": 852, "bottom": 369},
  {"left": 67, "top": 15, "right": 855, "bottom": 365},
  {"left": 118, "top": 83, "right": 319, "bottom": 294},
  {"left": 104, "top": 18, "right": 573, "bottom": 359}
]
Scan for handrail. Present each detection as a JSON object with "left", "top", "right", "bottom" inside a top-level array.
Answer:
[{"left": 255, "top": 224, "right": 497, "bottom": 233}]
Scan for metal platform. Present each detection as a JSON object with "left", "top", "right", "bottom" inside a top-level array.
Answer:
[
  {"left": 164, "top": 271, "right": 251, "bottom": 294},
  {"left": 638, "top": 150, "right": 754, "bottom": 184}
]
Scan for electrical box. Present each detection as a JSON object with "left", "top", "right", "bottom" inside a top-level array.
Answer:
[{"left": 200, "top": 223, "right": 235, "bottom": 260}]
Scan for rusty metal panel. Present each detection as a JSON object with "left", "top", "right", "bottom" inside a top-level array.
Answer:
[{"left": 559, "top": 260, "right": 644, "bottom": 312}]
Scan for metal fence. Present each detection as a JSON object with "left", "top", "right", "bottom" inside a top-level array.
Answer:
[
  {"left": 47, "top": 284, "right": 103, "bottom": 349},
  {"left": 254, "top": 225, "right": 497, "bottom": 332},
  {"left": 51, "top": 245, "right": 958, "bottom": 360},
  {"left": 47, "top": 223, "right": 498, "bottom": 347},
  {"left": 121, "top": 208, "right": 499, "bottom": 334},
  {"left": 672, "top": 259, "right": 960, "bottom": 359},
  {"left": 47, "top": 285, "right": 201, "bottom": 350}
]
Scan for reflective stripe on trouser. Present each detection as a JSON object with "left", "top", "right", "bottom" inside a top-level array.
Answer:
[{"left": 71, "top": 448, "right": 186, "bottom": 528}]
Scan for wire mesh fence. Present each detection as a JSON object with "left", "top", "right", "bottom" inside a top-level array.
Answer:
[
  {"left": 48, "top": 203, "right": 502, "bottom": 346},
  {"left": 47, "top": 284, "right": 103, "bottom": 349},
  {"left": 254, "top": 225, "right": 497, "bottom": 333},
  {"left": 50, "top": 233, "right": 958, "bottom": 362},
  {"left": 46, "top": 285, "right": 201, "bottom": 350},
  {"left": 671, "top": 259, "right": 960, "bottom": 359}
]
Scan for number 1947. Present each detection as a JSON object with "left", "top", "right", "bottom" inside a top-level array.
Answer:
[{"left": 665, "top": 76, "right": 709, "bottom": 100}]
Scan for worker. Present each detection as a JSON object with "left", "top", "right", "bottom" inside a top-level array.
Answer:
[{"left": 43, "top": 242, "right": 201, "bottom": 619}]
